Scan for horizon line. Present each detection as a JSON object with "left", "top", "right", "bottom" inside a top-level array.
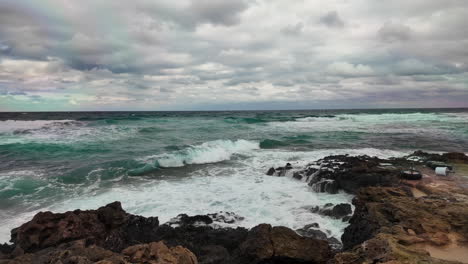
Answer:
[{"left": 1, "top": 106, "right": 468, "bottom": 113}]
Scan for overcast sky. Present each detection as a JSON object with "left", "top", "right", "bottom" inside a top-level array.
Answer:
[{"left": 1, "top": 0, "right": 468, "bottom": 111}]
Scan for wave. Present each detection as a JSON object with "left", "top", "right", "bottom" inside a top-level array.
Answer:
[
  {"left": 223, "top": 115, "right": 337, "bottom": 124},
  {"left": 0, "top": 120, "right": 78, "bottom": 134},
  {"left": 129, "top": 140, "right": 260, "bottom": 175},
  {"left": 259, "top": 138, "right": 311, "bottom": 149},
  {"left": 223, "top": 117, "right": 269, "bottom": 124},
  {"left": 138, "top": 127, "right": 167, "bottom": 134}
]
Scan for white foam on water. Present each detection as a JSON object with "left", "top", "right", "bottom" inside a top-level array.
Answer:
[
  {"left": 268, "top": 112, "right": 465, "bottom": 135},
  {"left": 0, "top": 120, "right": 141, "bottom": 145},
  {"left": 0, "top": 120, "right": 75, "bottom": 133},
  {"left": 140, "top": 139, "right": 260, "bottom": 167},
  {"left": 0, "top": 147, "right": 411, "bottom": 244}
]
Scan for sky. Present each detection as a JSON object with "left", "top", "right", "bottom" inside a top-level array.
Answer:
[{"left": 1, "top": 0, "right": 468, "bottom": 111}]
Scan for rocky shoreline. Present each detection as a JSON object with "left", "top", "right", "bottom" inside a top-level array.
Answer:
[{"left": 1, "top": 151, "right": 468, "bottom": 264}]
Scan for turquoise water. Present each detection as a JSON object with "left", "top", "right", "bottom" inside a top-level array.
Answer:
[{"left": 1, "top": 109, "right": 467, "bottom": 242}]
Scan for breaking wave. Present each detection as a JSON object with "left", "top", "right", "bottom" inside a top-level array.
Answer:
[{"left": 129, "top": 140, "right": 260, "bottom": 175}]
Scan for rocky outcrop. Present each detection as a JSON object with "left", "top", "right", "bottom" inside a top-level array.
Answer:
[
  {"left": 122, "top": 241, "right": 197, "bottom": 264},
  {"left": 288, "top": 155, "right": 407, "bottom": 194},
  {"left": 0, "top": 239, "right": 197, "bottom": 264},
  {"left": 2, "top": 203, "right": 332, "bottom": 264},
  {"left": 337, "top": 185, "right": 468, "bottom": 263},
  {"left": 239, "top": 224, "right": 332, "bottom": 263},
  {"left": 11, "top": 201, "right": 130, "bottom": 252},
  {"left": 266, "top": 163, "right": 293, "bottom": 177},
  {"left": 296, "top": 224, "right": 342, "bottom": 250}
]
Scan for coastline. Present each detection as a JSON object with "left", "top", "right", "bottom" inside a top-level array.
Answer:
[{"left": 1, "top": 151, "right": 468, "bottom": 264}]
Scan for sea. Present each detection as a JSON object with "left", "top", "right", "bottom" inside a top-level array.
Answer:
[{"left": 1, "top": 109, "right": 468, "bottom": 243}]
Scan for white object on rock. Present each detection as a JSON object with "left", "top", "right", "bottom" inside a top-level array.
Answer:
[{"left": 435, "top": 167, "right": 448, "bottom": 176}]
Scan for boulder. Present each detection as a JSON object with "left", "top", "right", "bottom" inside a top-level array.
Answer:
[
  {"left": 11, "top": 202, "right": 128, "bottom": 252},
  {"left": 295, "top": 155, "right": 402, "bottom": 194},
  {"left": 239, "top": 224, "right": 331, "bottom": 263},
  {"left": 266, "top": 167, "right": 276, "bottom": 176},
  {"left": 308, "top": 204, "right": 352, "bottom": 220},
  {"left": 321, "top": 204, "right": 352, "bottom": 219},
  {"left": 296, "top": 224, "right": 342, "bottom": 250},
  {"left": 166, "top": 214, "right": 213, "bottom": 227}
]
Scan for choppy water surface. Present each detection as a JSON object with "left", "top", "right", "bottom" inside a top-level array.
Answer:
[{"left": 1, "top": 109, "right": 467, "bottom": 243}]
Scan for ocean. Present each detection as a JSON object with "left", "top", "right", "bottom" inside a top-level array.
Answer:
[{"left": 1, "top": 109, "right": 468, "bottom": 243}]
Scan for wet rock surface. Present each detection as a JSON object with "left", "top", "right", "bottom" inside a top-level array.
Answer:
[
  {"left": 2, "top": 203, "right": 331, "bottom": 264},
  {"left": 283, "top": 155, "right": 407, "bottom": 194}
]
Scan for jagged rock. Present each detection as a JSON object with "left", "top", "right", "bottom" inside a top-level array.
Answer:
[
  {"left": 308, "top": 204, "right": 352, "bottom": 220},
  {"left": 340, "top": 185, "right": 468, "bottom": 263},
  {"left": 1, "top": 240, "right": 197, "bottom": 264},
  {"left": 239, "top": 224, "right": 331, "bottom": 263},
  {"left": 0, "top": 244, "right": 13, "bottom": 259},
  {"left": 206, "top": 212, "right": 244, "bottom": 224},
  {"left": 266, "top": 167, "right": 276, "bottom": 176},
  {"left": 292, "top": 172, "right": 303, "bottom": 180},
  {"left": 275, "top": 163, "right": 293, "bottom": 177},
  {"left": 122, "top": 241, "right": 197, "bottom": 264},
  {"left": 296, "top": 224, "right": 342, "bottom": 250},
  {"left": 312, "top": 179, "right": 339, "bottom": 194},
  {"left": 166, "top": 214, "right": 213, "bottom": 227},
  {"left": 165, "top": 212, "right": 244, "bottom": 227},
  {"left": 282, "top": 155, "right": 404, "bottom": 194},
  {"left": 320, "top": 204, "right": 352, "bottom": 219},
  {"left": 11, "top": 202, "right": 128, "bottom": 252}
]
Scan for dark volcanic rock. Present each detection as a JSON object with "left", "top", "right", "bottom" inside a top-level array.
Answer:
[
  {"left": 11, "top": 201, "right": 128, "bottom": 252},
  {"left": 266, "top": 167, "right": 276, "bottom": 176},
  {"left": 1, "top": 239, "right": 198, "bottom": 264},
  {"left": 308, "top": 203, "right": 352, "bottom": 220},
  {"left": 321, "top": 204, "right": 352, "bottom": 219},
  {"left": 295, "top": 155, "right": 403, "bottom": 194},
  {"left": 296, "top": 224, "right": 342, "bottom": 250},
  {"left": 207, "top": 212, "right": 244, "bottom": 224},
  {"left": 239, "top": 224, "right": 332, "bottom": 264},
  {"left": 167, "top": 214, "right": 214, "bottom": 227}
]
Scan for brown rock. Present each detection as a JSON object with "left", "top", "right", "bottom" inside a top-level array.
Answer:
[
  {"left": 122, "top": 241, "right": 197, "bottom": 264},
  {"left": 240, "top": 224, "right": 331, "bottom": 263},
  {"left": 12, "top": 202, "right": 127, "bottom": 252}
]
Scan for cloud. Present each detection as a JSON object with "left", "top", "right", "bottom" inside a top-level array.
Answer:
[
  {"left": 190, "top": 0, "right": 249, "bottom": 26},
  {"left": 0, "top": 0, "right": 467, "bottom": 110},
  {"left": 281, "top": 23, "right": 304, "bottom": 36},
  {"left": 378, "top": 22, "right": 413, "bottom": 42},
  {"left": 327, "top": 62, "right": 375, "bottom": 77},
  {"left": 319, "top": 11, "right": 344, "bottom": 28}
]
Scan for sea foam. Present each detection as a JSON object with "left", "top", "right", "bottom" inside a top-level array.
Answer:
[
  {"left": 0, "top": 147, "right": 408, "bottom": 244},
  {"left": 139, "top": 139, "right": 260, "bottom": 168}
]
